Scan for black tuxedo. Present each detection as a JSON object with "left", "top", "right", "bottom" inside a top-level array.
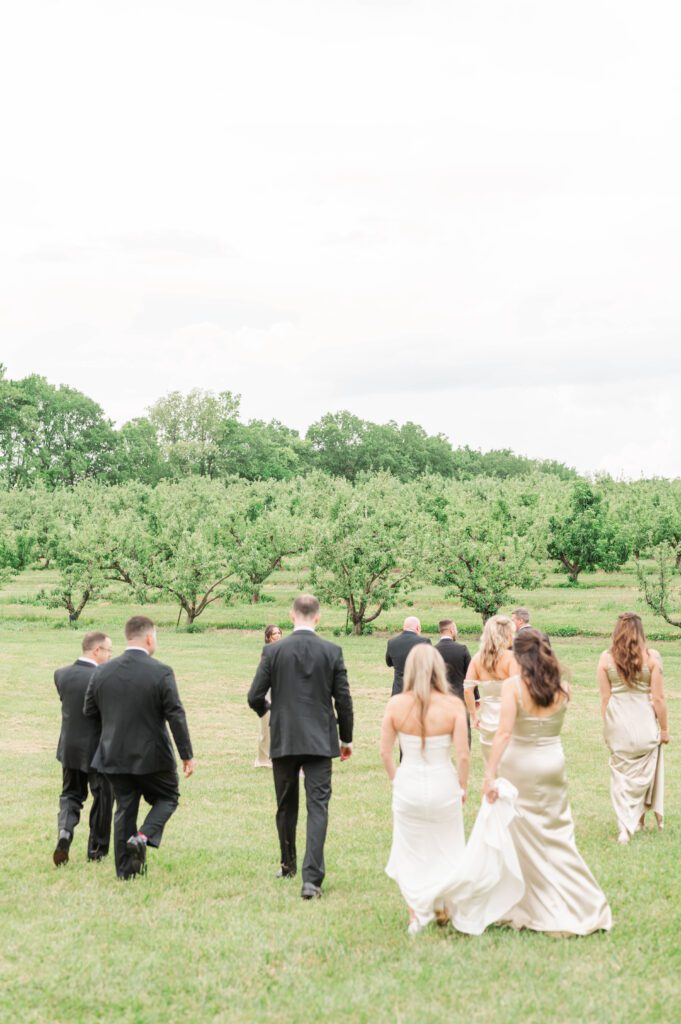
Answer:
[
  {"left": 54, "top": 659, "right": 113, "bottom": 856},
  {"left": 434, "top": 638, "right": 471, "bottom": 700},
  {"left": 84, "top": 649, "right": 194, "bottom": 879},
  {"left": 385, "top": 631, "right": 432, "bottom": 695},
  {"left": 435, "top": 638, "right": 472, "bottom": 746},
  {"left": 248, "top": 629, "right": 354, "bottom": 886}
]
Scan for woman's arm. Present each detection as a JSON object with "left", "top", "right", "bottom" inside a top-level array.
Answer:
[
  {"left": 463, "top": 655, "right": 480, "bottom": 726},
  {"left": 649, "top": 650, "right": 669, "bottom": 740},
  {"left": 597, "top": 652, "right": 612, "bottom": 718},
  {"left": 483, "top": 680, "right": 519, "bottom": 803},
  {"left": 452, "top": 700, "right": 470, "bottom": 802},
  {"left": 379, "top": 700, "right": 399, "bottom": 780}
]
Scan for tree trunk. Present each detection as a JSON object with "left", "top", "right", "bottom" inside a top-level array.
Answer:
[
  {"left": 352, "top": 617, "right": 364, "bottom": 636},
  {"left": 251, "top": 592, "right": 261, "bottom": 604}
]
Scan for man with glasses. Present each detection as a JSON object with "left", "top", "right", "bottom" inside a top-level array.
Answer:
[{"left": 53, "top": 631, "right": 114, "bottom": 866}]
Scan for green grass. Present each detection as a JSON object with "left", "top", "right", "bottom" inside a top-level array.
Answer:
[{"left": 0, "top": 568, "right": 679, "bottom": 1023}]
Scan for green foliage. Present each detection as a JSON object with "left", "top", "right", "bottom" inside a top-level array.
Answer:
[
  {"left": 636, "top": 543, "right": 681, "bottom": 629},
  {"left": 421, "top": 477, "right": 546, "bottom": 622},
  {"left": 308, "top": 474, "right": 428, "bottom": 634},
  {"left": 548, "top": 482, "right": 629, "bottom": 583}
]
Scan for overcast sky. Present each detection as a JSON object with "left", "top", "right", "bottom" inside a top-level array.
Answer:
[{"left": 2, "top": 0, "right": 680, "bottom": 478}]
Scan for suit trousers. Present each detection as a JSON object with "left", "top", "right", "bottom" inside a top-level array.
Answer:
[
  {"left": 58, "top": 766, "right": 113, "bottom": 856},
  {"left": 108, "top": 770, "right": 180, "bottom": 879},
  {"left": 272, "top": 756, "right": 332, "bottom": 887}
]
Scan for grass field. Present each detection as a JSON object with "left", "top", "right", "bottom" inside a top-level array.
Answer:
[{"left": 0, "top": 564, "right": 678, "bottom": 1023}]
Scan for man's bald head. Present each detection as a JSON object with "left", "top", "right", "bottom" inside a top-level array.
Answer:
[{"left": 403, "top": 616, "right": 421, "bottom": 634}]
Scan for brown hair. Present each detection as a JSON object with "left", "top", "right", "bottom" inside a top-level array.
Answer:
[
  {"left": 403, "top": 645, "right": 449, "bottom": 747},
  {"left": 124, "top": 615, "right": 155, "bottom": 641},
  {"left": 82, "top": 631, "right": 109, "bottom": 653},
  {"left": 293, "top": 594, "right": 320, "bottom": 618},
  {"left": 512, "top": 628, "right": 565, "bottom": 708},
  {"left": 264, "top": 624, "right": 282, "bottom": 643},
  {"left": 438, "top": 619, "right": 455, "bottom": 633},
  {"left": 610, "top": 613, "right": 646, "bottom": 684}
]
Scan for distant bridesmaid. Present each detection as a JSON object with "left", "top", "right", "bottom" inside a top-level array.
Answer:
[
  {"left": 464, "top": 615, "right": 516, "bottom": 761},
  {"left": 597, "top": 613, "right": 669, "bottom": 843},
  {"left": 253, "top": 624, "right": 283, "bottom": 768}
]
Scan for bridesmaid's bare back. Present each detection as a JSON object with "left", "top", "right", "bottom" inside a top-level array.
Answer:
[{"left": 388, "top": 691, "right": 464, "bottom": 737}]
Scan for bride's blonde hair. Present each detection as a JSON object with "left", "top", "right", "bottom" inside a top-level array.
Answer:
[
  {"left": 479, "top": 615, "right": 514, "bottom": 674},
  {"left": 403, "top": 645, "right": 449, "bottom": 747}
]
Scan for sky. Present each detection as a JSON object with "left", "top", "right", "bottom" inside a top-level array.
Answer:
[{"left": 2, "top": 0, "right": 680, "bottom": 478}]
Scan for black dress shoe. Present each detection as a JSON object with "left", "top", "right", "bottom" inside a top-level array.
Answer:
[
  {"left": 276, "top": 864, "right": 297, "bottom": 879},
  {"left": 301, "top": 882, "right": 322, "bottom": 900},
  {"left": 53, "top": 831, "right": 71, "bottom": 867},
  {"left": 126, "top": 835, "right": 147, "bottom": 876},
  {"left": 88, "top": 847, "right": 106, "bottom": 862}
]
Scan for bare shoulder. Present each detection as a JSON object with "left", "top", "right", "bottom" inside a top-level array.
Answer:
[
  {"left": 648, "top": 648, "right": 663, "bottom": 669},
  {"left": 597, "top": 650, "right": 610, "bottom": 669},
  {"left": 499, "top": 650, "right": 518, "bottom": 674},
  {"left": 466, "top": 653, "right": 481, "bottom": 678}
]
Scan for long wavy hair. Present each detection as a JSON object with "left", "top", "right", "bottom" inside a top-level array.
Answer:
[
  {"left": 610, "top": 613, "right": 646, "bottom": 684},
  {"left": 403, "top": 645, "right": 449, "bottom": 747},
  {"left": 479, "top": 615, "right": 514, "bottom": 675},
  {"left": 512, "top": 628, "right": 565, "bottom": 708}
]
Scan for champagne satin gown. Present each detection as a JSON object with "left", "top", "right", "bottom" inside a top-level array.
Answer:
[
  {"left": 603, "top": 658, "right": 664, "bottom": 836},
  {"left": 497, "top": 679, "right": 612, "bottom": 935},
  {"left": 465, "top": 678, "right": 503, "bottom": 762}
]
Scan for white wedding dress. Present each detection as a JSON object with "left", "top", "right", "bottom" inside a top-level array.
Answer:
[{"left": 386, "top": 732, "right": 524, "bottom": 933}]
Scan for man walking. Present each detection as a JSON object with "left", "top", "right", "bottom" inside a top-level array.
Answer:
[
  {"left": 385, "top": 616, "right": 431, "bottom": 695},
  {"left": 53, "top": 631, "right": 114, "bottom": 866},
  {"left": 435, "top": 619, "right": 472, "bottom": 745},
  {"left": 84, "top": 616, "right": 195, "bottom": 880},
  {"left": 248, "top": 594, "right": 353, "bottom": 899}
]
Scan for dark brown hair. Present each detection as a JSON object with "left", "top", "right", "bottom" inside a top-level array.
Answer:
[
  {"left": 82, "top": 631, "right": 109, "bottom": 653},
  {"left": 293, "top": 594, "right": 320, "bottom": 618},
  {"left": 264, "top": 624, "right": 282, "bottom": 643},
  {"left": 512, "top": 628, "right": 565, "bottom": 707},
  {"left": 438, "top": 619, "right": 454, "bottom": 633},
  {"left": 611, "top": 613, "right": 646, "bottom": 684},
  {"left": 124, "top": 615, "right": 155, "bottom": 641}
]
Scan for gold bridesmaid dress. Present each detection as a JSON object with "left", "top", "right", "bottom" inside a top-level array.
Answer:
[
  {"left": 498, "top": 679, "right": 612, "bottom": 935},
  {"left": 603, "top": 659, "right": 663, "bottom": 836},
  {"left": 467, "top": 679, "right": 504, "bottom": 763}
]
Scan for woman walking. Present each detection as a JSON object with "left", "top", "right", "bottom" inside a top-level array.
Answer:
[
  {"left": 253, "top": 624, "right": 283, "bottom": 768},
  {"left": 484, "top": 629, "right": 612, "bottom": 935},
  {"left": 381, "top": 645, "right": 469, "bottom": 934},
  {"left": 597, "top": 613, "right": 669, "bottom": 843},
  {"left": 464, "top": 615, "right": 516, "bottom": 762}
]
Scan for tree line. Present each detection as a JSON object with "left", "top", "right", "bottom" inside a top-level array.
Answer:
[
  {"left": 0, "top": 368, "right": 577, "bottom": 488},
  {"left": 1, "top": 473, "right": 679, "bottom": 632}
]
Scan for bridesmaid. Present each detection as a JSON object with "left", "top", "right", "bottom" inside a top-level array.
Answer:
[
  {"left": 464, "top": 615, "right": 516, "bottom": 761},
  {"left": 253, "top": 624, "right": 283, "bottom": 768},
  {"left": 484, "top": 629, "right": 612, "bottom": 935},
  {"left": 597, "top": 613, "right": 669, "bottom": 843}
]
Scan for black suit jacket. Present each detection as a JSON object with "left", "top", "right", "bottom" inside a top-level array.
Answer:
[
  {"left": 385, "top": 631, "right": 432, "bottom": 695},
  {"left": 435, "top": 638, "right": 471, "bottom": 700},
  {"left": 55, "top": 659, "right": 101, "bottom": 773},
  {"left": 83, "top": 650, "right": 193, "bottom": 774},
  {"left": 248, "top": 630, "right": 353, "bottom": 759}
]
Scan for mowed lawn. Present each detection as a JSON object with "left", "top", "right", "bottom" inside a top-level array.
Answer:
[{"left": 0, "top": 568, "right": 679, "bottom": 1024}]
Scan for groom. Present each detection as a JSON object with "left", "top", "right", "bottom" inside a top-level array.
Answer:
[{"left": 248, "top": 594, "right": 354, "bottom": 899}]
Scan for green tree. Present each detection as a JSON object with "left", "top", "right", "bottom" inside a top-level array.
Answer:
[
  {"left": 114, "top": 417, "right": 166, "bottom": 484},
  {"left": 148, "top": 389, "right": 240, "bottom": 478},
  {"left": 547, "top": 481, "right": 629, "bottom": 583},
  {"left": 636, "top": 542, "right": 681, "bottom": 629},
  {"left": 308, "top": 474, "right": 427, "bottom": 634},
  {"left": 422, "top": 478, "right": 545, "bottom": 622}
]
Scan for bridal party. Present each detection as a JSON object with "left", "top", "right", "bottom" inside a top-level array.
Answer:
[{"left": 52, "top": 596, "right": 669, "bottom": 936}]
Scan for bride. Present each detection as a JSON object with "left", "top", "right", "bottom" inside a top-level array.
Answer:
[{"left": 380, "top": 645, "right": 469, "bottom": 934}]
